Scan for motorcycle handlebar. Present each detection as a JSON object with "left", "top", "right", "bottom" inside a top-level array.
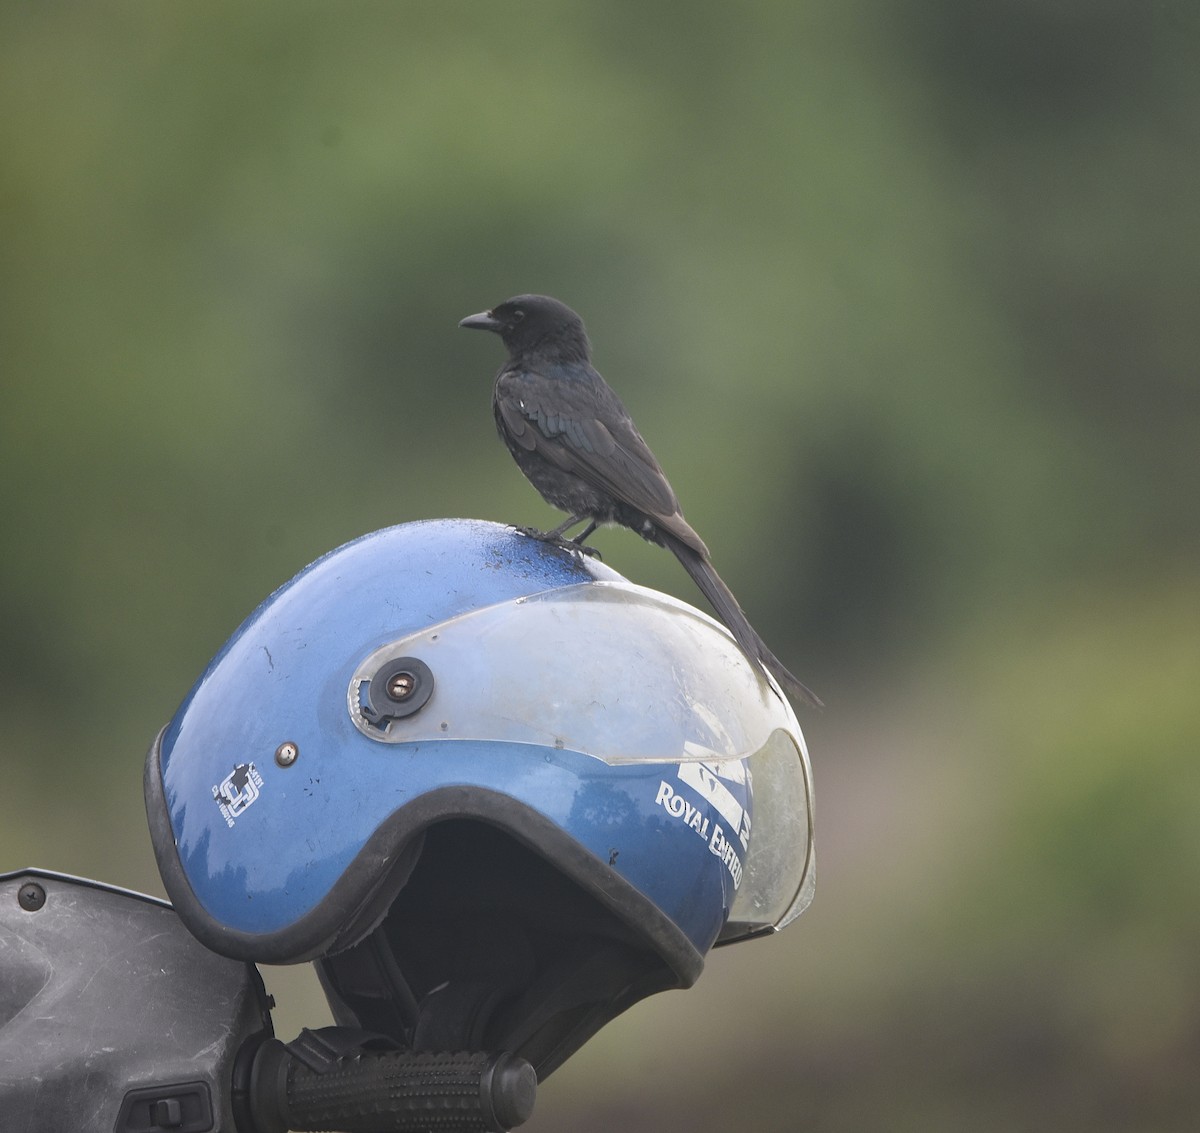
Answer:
[{"left": 242, "top": 1033, "right": 537, "bottom": 1133}]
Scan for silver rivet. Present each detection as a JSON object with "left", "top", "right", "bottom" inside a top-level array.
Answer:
[{"left": 275, "top": 741, "right": 298, "bottom": 767}]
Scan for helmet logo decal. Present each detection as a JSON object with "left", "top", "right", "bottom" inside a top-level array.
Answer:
[
  {"left": 654, "top": 761, "right": 750, "bottom": 891},
  {"left": 212, "top": 762, "right": 264, "bottom": 828},
  {"left": 677, "top": 762, "right": 751, "bottom": 850}
]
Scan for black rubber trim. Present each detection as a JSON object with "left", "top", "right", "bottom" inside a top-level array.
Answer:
[{"left": 144, "top": 726, "right": 704, "bottom": 984}]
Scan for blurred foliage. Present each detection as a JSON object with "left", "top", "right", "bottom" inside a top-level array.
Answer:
[{"left": 1, "top": 2, "right": 1197, "bottom": 1130}]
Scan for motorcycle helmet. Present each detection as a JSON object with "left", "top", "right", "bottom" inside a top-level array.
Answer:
[{"left": 145, "top": 519, "right": 815, "bottom": 1077}]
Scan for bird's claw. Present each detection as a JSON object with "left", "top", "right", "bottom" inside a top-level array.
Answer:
[
  {"left": 512, "top": 524, "right": 556, "bottom": 541},
  {"left": 511, "top": 525, "right": 602, "bottom": 560}
]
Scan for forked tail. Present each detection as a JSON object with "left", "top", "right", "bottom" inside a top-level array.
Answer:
[{"left": 664, "top": 533, "right": 824, "bottom": 710}]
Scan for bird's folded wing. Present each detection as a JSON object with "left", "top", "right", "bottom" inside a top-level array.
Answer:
[{"left": 495, "top": 369, "right": 682, "bottom": 523}]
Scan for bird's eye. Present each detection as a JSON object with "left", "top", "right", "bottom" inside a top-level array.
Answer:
[{"left": 511, "top": 309, "right": 525, "bottom": 323}]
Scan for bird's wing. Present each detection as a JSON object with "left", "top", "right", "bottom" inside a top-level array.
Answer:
[{"left": 495, "top": 364, "right": 683, "bottom": 523}]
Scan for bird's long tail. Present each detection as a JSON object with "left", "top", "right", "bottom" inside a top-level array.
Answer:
[{"left": 663, "top": 534, "right": 824, "bottom": 710}]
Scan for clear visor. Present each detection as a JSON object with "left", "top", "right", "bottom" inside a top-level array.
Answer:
[
  {"left": 348, "top": 580, "right": 815, "bottom": 935},
  {"left": 723, "top": 726, "right": 815, "bottom": 939},
  {"left": 350, "top": 581, "right": 795, "bottom": 761}
]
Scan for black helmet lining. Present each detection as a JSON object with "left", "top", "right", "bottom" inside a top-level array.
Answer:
[{"left": 317, "top": 820, "right": 693, "bottom": 1078}]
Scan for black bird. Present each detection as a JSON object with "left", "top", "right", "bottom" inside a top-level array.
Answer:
[{"left": 459, "top": 294, "right": 822, "bottom": 709}]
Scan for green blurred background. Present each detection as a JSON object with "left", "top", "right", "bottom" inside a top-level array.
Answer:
[{"left": 2, "top": 3, "right": 1197, "bottom": 1129}]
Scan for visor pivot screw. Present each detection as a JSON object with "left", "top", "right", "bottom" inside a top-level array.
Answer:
[
  {"left": 386, "top": 671, "right": 416, "bottom": 701},
  {"left": 275, "top": 741, "right": 299, "bottom": 767},
  {"left": 358, "top": 655, "right": 434, "bottom": 730},
  {"left": 18, "top": 882, "right": 46, "bottom": 911}
]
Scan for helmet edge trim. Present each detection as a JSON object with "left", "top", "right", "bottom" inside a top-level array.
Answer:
[{"left": 145, "top": 727, "right": 705, "bottom": 983}]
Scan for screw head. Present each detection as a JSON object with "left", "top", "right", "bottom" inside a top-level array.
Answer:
[
  {"left": 357, "top": 655, "right": 434, "bottom": 730},
  {"left": 275, "top": 741, "right": 298, "bottom": 767},
  {"left": 18, "top": 882, "right": 46, "bottom": 911},
  {"left": 386, "top": 671, "right": 416, "bottom": 701}
]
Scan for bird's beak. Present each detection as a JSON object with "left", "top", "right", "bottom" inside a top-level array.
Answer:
[{"left": 458, "top": 310, "right": 501, "bottom": 333}]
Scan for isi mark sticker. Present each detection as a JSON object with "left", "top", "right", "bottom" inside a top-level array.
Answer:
[{"left": 212, "top": 762, "right": 265, "bottom": 828}]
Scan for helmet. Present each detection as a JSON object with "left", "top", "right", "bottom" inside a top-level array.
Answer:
[{"left": 145, "top": 519, "right": 814, "bottom": 1076}]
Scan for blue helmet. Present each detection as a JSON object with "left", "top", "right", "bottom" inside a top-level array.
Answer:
[{"left": 145, "top": 519, "right": 814, "bottom": 1076}]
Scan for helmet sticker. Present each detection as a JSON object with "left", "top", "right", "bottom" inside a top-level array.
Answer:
[
  {"left": 653, "top": 761, "right": 749, "bottom": 891},
  {"left": 212, "top": 763, "right": 264, "bottom": 829},
  {"left": 676, "top": 762, "right": 751, "bottom": 851}
]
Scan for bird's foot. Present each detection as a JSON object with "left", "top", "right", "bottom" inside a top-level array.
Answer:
[
  {"left": 511, "top": 525, "right": 602, "bottom": 560},
  {"left": 512, "top": 524, "right": 558, "bottom": 542}
]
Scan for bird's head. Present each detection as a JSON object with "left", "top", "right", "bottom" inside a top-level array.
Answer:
[{"left": 459, "top": 294, "right": 591, "bottom": 362}]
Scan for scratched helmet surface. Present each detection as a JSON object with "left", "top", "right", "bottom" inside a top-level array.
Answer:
[{"left": 145, "top": 518, "right": 814, "bottom": 1075}]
